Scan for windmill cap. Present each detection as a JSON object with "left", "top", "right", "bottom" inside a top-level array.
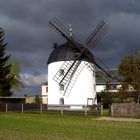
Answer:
[{"left": 47, "top": 41, "right": 95, "bottom": 64}]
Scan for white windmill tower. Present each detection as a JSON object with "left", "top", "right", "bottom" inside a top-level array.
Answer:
[{"left": 47, "top": 18, "right": 110, "bottom": 109}]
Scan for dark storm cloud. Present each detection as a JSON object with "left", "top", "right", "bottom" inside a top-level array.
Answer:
[
  {"left": 0, "top": 0, "right": 140, "bottom": 70},
  {"left": 1, "top": 0, "right": 140, "bottom": 95}
]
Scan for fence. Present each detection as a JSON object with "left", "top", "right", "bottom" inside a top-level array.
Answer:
[
  {"left": 111, "top": 103, "right": 140, "bottom": 118},
  {"left": 0, "top": 103, "right": 101, "bottom": 116},
  {"left": 0, "top": 103, "right": 47, "bottom": 113}
]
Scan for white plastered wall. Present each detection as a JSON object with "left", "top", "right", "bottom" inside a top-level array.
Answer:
[
  {"left": 41, "top": 85, "right": 48, "bottom": 104},
  {"left": 48, "top": 61, "right": 97, "bottom": 106}
]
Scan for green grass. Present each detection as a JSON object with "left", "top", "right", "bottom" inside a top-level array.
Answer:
[
  {"left": 102, "top": 109, "right": 110, "bottom": 116},
  {"left": 0, "top": 112, "right": 140, "bottom": 140}
]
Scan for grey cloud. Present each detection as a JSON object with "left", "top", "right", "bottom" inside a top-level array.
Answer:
[
  {"left": 0, "top": 0, "right": 140, "bottom": 71},
  {"left": 1, "top": 0, "right": 140, "bottom": 95},
  {"left": 20, "top": 72, "right": 47, "bottom": 87}
]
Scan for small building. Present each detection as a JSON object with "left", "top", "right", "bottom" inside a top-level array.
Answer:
[{"left": 41, "top": 83, "right": 48, "bottom": 104}]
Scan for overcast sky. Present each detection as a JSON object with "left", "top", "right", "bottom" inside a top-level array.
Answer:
[{"left": 0, "top": 0, "right": 140, "bottom": 95}]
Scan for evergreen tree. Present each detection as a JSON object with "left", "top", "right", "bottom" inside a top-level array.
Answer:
[{"left": 0, "top": 27, "right": 12, "bottom": 96}]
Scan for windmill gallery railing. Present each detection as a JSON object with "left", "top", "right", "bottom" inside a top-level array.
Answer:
[{"left": 0, "top": 103, "right": 101, "bottom": 116}]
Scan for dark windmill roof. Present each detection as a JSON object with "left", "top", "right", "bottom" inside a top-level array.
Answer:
[{"left": 47, "top": 41, "right": 95, "bottom": 64}]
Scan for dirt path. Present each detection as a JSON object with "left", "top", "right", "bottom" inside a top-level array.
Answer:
[{"left": 96, "top": 117, "right": 140, "bottom": 122}]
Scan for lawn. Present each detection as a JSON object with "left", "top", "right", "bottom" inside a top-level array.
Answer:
[{"left": 0, "top": 112, "right": 140, "bottom": 140}]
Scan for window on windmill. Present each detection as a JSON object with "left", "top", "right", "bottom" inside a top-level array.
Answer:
[
  {"left": 59, "top": 98, "right": 64, "bottom": 105},
  {"left": 46, "top": 86, "right": 48, "bottom": 93},
  {"left": 59, "top": 84, "right": 64, "bottom": 91},
  {"left": 59, "top": 69, "right": 64, "bottom": 76}
]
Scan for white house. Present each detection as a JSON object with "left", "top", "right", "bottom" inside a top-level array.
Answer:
[{"left": 41, "top": 83, "right": 48, "bottom": 104}]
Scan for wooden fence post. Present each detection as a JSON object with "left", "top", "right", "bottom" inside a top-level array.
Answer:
[
  {"left": 5, "top": 104, "right": 8, "bottom": 112},
  {"left": 61, "top": 104, "right": 63, "bottom": 115},
  {"left": 111, "top": 105, "right": 113, "bottom": 117},
  {"left": 101, "top": 105, "right": 103, "bottom": 116},
  {"left": 21, "top": 104, "right": 24, "bottom": 114},
  {"left": 109, "top": 104, "right": 111, "bottom": 116},
  {"left": 85, "top": 105, "right": 87, "bottom": 116},
  {"left": 40, "top": 103, "right": 43, "bottom": 114}
]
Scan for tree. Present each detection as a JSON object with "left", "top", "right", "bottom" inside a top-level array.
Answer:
[
  {"left": 7, "top": 62, "right": 21, "bottom": 91},
  {"left": 0, "top": 27, "right": 20, "bottom": 96},
  {"left": 99, "top": 91, "right": 114, "bottom": 108},
  {"left": 118, "top": 51, "right": 140, "bottom": 102}
]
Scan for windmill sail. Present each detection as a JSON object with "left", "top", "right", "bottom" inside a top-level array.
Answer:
[
  {"left": 63, "top": 61, "right": 85, "bottom": 96},
  {"left": 49, "top": 18, "right": 81, "bottom": 45},
  {"left": 53, "top": 60, "right": 81, "bottom": 85},
  {"left": 85, "top": 20, "right": 108, "bottom": 48}
]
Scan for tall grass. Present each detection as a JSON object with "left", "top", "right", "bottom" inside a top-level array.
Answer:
[{"left": 0, "top": 112, "right": 140, "bottom": 140}]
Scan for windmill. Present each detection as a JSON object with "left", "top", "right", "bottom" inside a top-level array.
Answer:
[{"left": 47, "top": 18, "right": 111, "bottom": 108}]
